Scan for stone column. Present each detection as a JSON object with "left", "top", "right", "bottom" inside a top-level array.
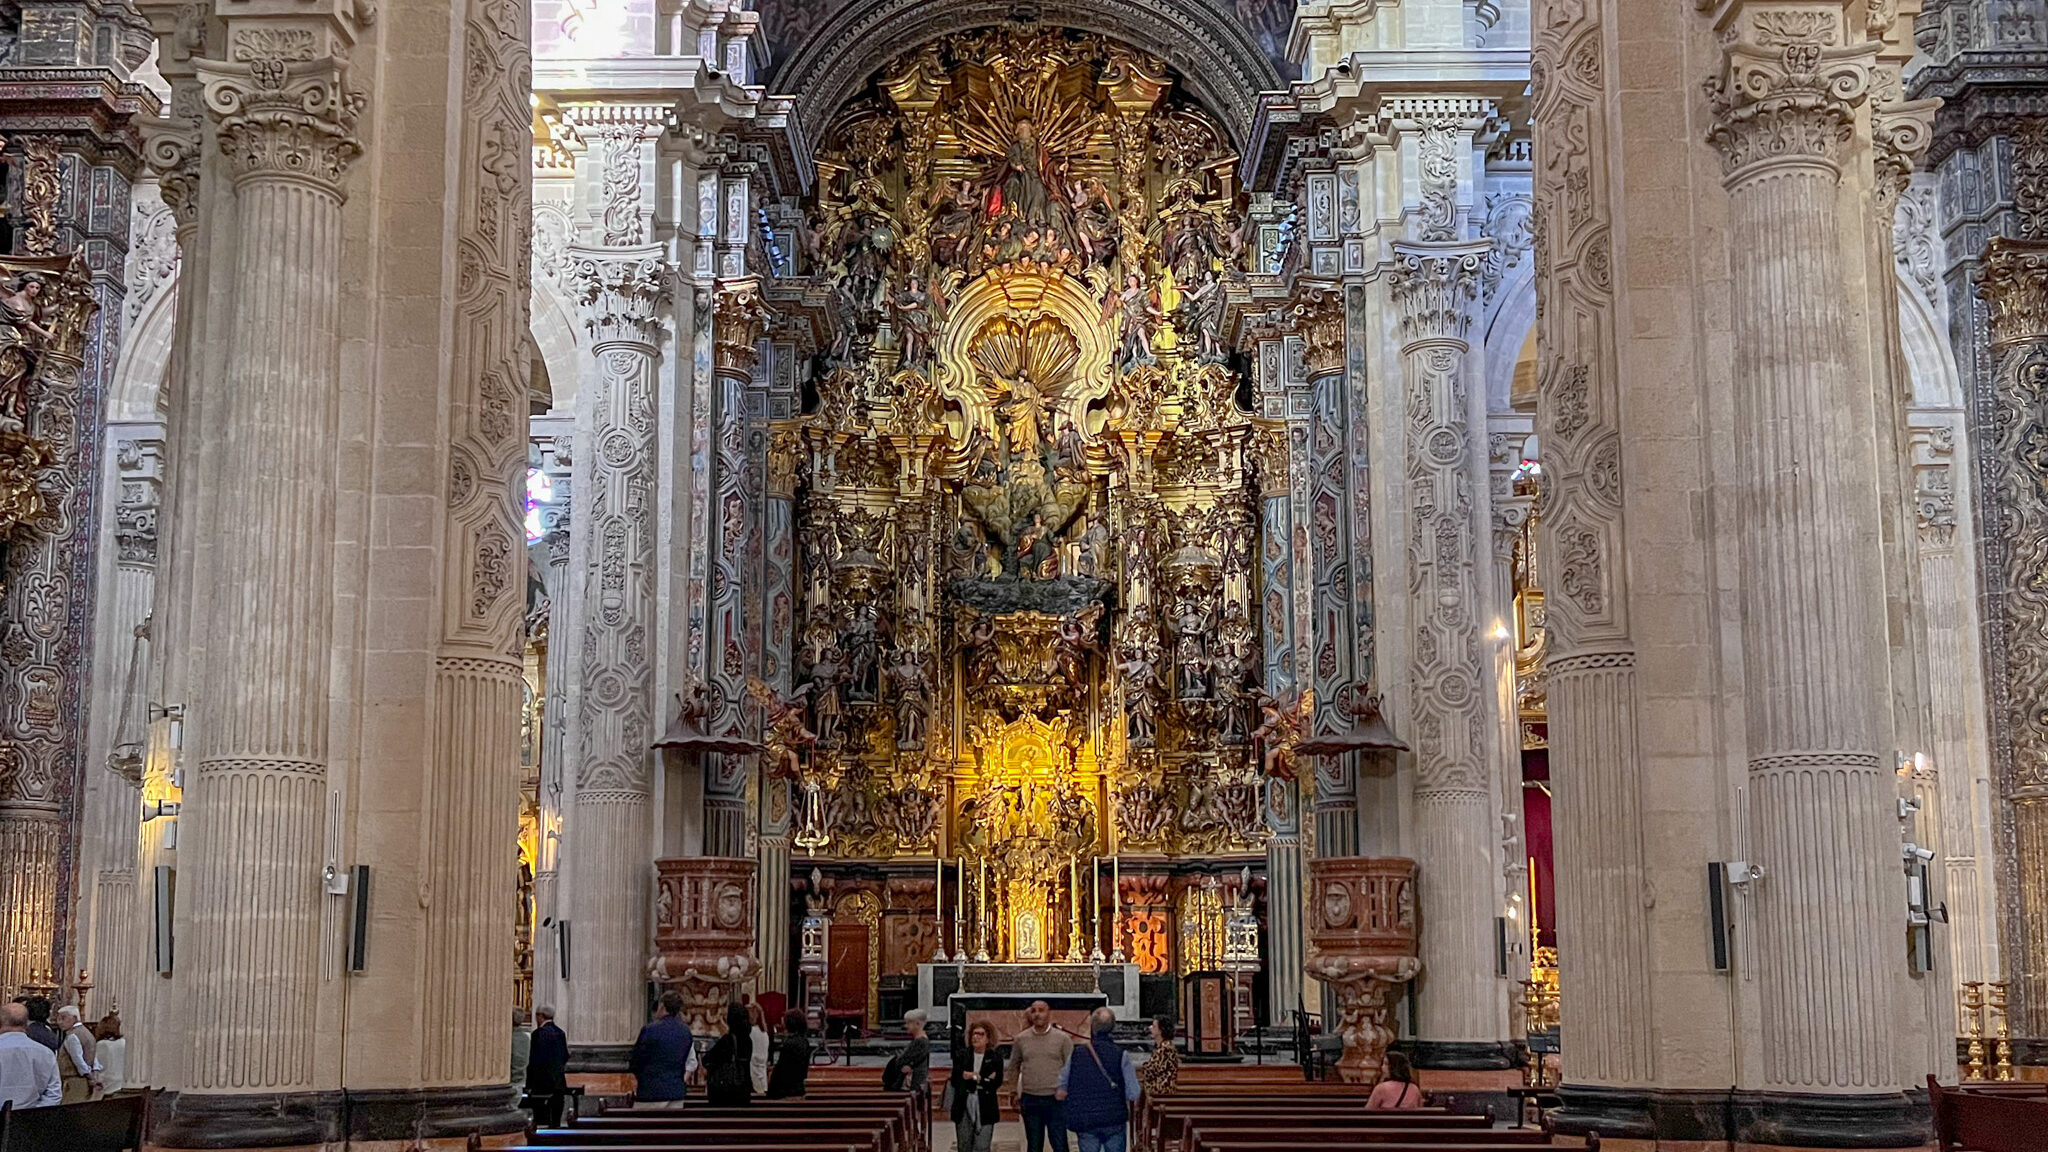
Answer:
[
  {"left": 565, "top": 247, "right": 671, "bottom": 1044},
  {"left": 175, "top": 37, "right": 361, "bottom": 1092},
  {"left": 757, "top": 427, "right": 798, "bottom": 996},
  {"left": 1297, "top": 286, "right": 1363, "bottom": 859},
  {"left": 1387, "top": 240, "right": 1505, "bottom": 1054},
  {"left": 532, "top": 430, "right": 575, "bottom": 1015},
  {"left": 1256, "top": 429, "right": 1303, "bottom": 1023},
  {"left": 1529, "top": 0, "right": 1657, "bottom": 1094},
  {"left": 704, "top": 276, "right": 770, "bottom": 859},
  {"left": 419, "top": 0, "right": 533, "bottom": 1086},
  {"left": 1703, "top": 22, "right": 1901, "bottom": 1085},
  {"left": 1977, "top": 238, "right": 2048, "bottom": 1035},
  {"left": 80, "top": 432, "right": 163, "bottom": 1018}
]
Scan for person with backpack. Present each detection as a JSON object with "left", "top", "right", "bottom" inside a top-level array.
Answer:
[
  {"left": 703, "top": 1001, "right": 754, "bottom": 1107},
  {"left": 1055, "top": 1008, "right": 1140, "bottom": 1152}
]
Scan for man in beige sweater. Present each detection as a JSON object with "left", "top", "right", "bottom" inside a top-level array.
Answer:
[{"left": 1010, "top": 1001, "right": 1074, "bottom": 1152}]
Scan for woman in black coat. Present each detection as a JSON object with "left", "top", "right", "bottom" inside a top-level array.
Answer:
[
  {"left": 948, "top": 1021, "right": 1005, "bottom": 1152},
  {"left": 767, "top": 1011, "right": 812, "bottom": 1099},
  {"left": 703, "top": 1001, "right": 754, "bottom": 1107}
]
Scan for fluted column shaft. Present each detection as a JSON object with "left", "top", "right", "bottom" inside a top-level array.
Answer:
[
  {"left": 1707, "top": 39, "right": 1899, "bottom": 1086},
  {"left": 419, "top": 0, "right": 533, "bottom": 1086},
  {"left": 1388, "top": 242, "right": 1503, "bottom": 1046},
  {"left": 566, "top": 248, "right": 671, "bottom": 1044},
  {"left": 1530, "top": 0, "right": 1656, "bottom": 1087},
  {"left": 176, "top": 52, "right": 359, "bottom": 1093},
  {"left": 1976, "top": 239, "right": 2048, "bottom": 1034}
]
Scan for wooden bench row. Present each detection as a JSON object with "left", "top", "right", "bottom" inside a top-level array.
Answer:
[
  {"left": 1930, "top": 1074, "right": 2048, "bottom": 1152},
  {"left": 539, "top": 1089, "right": 928, "bottom": 1152}
]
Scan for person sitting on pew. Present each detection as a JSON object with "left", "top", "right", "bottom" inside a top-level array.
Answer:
[
  {"left": 767, "top": 1011, "right": 811, "bottom": 1098},
  {"left": 950, "top": 1021, "right": 1006, "bottom": 1152},
  {"left": 1365, "top": 1051, "right": 1424, "bottom": 1110},
  {"left": 631, "top": 990, "right": 695, "bottom": 1110},
  {"left": 704, "top": 1001, "right": 755, "bottom": 1107},
  {"left": 1057, "top": 1007, "right": 1142, "bottom": 1152},
  {"left": 1135, "top": 1017, "right": 1178, "bottom": 1098}
]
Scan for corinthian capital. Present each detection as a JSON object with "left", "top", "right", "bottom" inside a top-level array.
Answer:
[
  {"left": 713, "top": 277, "right": 773, "bottom": 381},
  {"left": 196, "top": 55, "right": 366, "bottom": 195},
  {"left": 1289, "top": 283, "right": 1346, "bottom": 381},
  {"left": 1701, "top": 4, "right": 1877, "bottom": 183},
  {"left": 1979, "top": 237, "right": 2048, "bottom": 347},
  {"left": 1387, "top": 241, "right": 1489, "bottom": 349},
  {"left": 571, "top": 246, "right": 674, "bottom": 348},
  {"left": 1871, "top": 97, "right": 1938, "bottom": 209}
]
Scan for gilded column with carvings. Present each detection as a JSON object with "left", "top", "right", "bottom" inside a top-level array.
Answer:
[
  {"left": 1387, "top": 241, "right": 1505, "bottom": 1051},
  {"left": 177, "top": 26, "right": 363, "bottom": 1092},
  {"left": 565, "top": 247, "right": 672, "bottom": 1044},
  {"left": 1530, "top": 0, "right": 1656, "bottom": 1090},
  {"left": 1703, "top": 10, "right": 1901, "bottom": 1085}
]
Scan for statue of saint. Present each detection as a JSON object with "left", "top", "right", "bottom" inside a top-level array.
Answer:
[{"left": 994, "top": 119, "right": 1054, "bottom": 225}]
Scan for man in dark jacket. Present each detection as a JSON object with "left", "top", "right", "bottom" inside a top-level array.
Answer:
[
  {"left": 1057, "top": 1008, "right": 1141, "bottom": 1152},
  {"left": 18, "top": 999, "right": 60, "bottom": 1052},
  {"left": 630, "top": 991, "right": 694, "bottom": 1108},
  {"left": 526, "top": 1005, "right": 570, "bottom": 1128}
]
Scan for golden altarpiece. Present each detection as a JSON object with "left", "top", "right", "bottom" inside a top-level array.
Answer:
[{"left": 743, "top": 29, "right": 1302, "bottom": 1011}]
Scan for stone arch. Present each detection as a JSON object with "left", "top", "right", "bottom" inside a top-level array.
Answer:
[
  {"left": 1897, "top": 278, "right": 1961, "bottom": 411},
  {"left": 770, "top": 0, "right": 1286, "bottom": 148},
  {"left": 1481, "top": 261, "right": 1536, "bottom": 414},
  {"left": 109, "top": 277, "right": 177, "bottom": 424},
  {"left": 531, "top": 274, "right": 584, "bottom": 415}
]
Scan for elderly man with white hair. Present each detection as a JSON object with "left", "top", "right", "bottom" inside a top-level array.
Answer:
[
  {"left": 54, "top": 1005, "right": 99, "bottom": 1102},
  {"left": 0, "top": 1002, "right": 60, "bottom": 1108},
  {"left": 883, "top": 1009, "right": 931, "bottom": 1097}
]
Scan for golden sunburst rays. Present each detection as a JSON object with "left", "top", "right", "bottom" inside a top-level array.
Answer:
[{"left": 950, "top": 38, "right": 1104, "bottom": 162}]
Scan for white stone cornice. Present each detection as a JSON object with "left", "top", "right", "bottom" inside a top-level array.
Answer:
[
  {"left": 1284, "top": 51, "right": 1530, "bottom": 124},
  {"left": 571, "top": 245, "right": 675, "bottom": 349},
  {"left": 195, "top": 55, "right": 366, "bottom": 195},
  {"left": 1387, "top": 240, "right": 1490, "bottom": 348}
]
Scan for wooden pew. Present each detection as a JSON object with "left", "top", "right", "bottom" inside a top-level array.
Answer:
[
  {"left": 1930, "top": 1074, "right": 2048, "bottom": 1152},
  {"left": 1182, "top": 1128, "right": 1550, "bottom": 1152},
  {"left": 1142, "top": 1097, "right": 1457, "bottom": 1152},
  {"left": 0, "top": 1094, "right": 146, "bottom": 1152}
]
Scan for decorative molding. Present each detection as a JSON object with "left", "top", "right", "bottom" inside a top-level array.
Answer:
[
  {"left": 196, "top": 54, "right": 365, "bottom": 194},
  {"left": 713, "top": 276, "right": 771, "bottom": 381},
  {"left": 570, "top": 248, "right": 673, "bottom": 349},
  {"left": 1387, "top": 242, "right": 1488, "bottom": 348},
  {"left": 1910, "top": 424, "right": 1957, "bottom": 551},
  {"left": 1702, "top": 13, "right": 1877, "bottom": 182},
  {"left": 114, "top": 436, "right": 164, "bottom": 568},
  {"left": 1289, "top": 282, "right": 1345, "bottom": 380}
]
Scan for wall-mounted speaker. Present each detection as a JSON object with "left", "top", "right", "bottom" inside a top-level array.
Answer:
[
  {"left": 559, "top": 920, "right": 572, "bottom": 980},
  {"left": 1707, "top": 862, "right": 1731, "bottom": 972},
  {"left": 153, "top": 865, "right": 175, "bottom": 975},
  {"left": 348, "top": 865, "right": 371, "bottom": 973}
]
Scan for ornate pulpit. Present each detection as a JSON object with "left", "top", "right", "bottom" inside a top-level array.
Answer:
[
  {"left": 1303, "top": 856, "right": 1421, "bottom": 1083},
  {"left": 651, "top": 857, "right": 762, "bottom": 1034}
]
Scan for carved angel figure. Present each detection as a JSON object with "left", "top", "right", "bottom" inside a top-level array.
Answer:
[
  {"left": 0, "top": 276, "right": 50, "bottom": 430},
  {"left": 747, "top": 677, "right": 816, "bottom": 780},
  {"left": 1251, "top": 688, "right": 1313, "bottom": 782}
]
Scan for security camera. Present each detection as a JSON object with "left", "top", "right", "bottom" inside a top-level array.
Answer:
[
  {"left": 1904, "top": 844, "right": 1936, "bottom": 863},
  {"left": 1335, "top": 59, "right": 1353, "bottom": 75}
]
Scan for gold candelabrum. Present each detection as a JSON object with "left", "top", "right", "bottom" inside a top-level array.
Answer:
[{"left": 1958, "top": 981, "right": 2014, "bottom": 1081}]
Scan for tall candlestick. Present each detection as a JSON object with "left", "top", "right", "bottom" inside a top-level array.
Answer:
[
  {"left": 1111, "top": 856, "right": 1124, "bottom": 962},
  {"left": 977, "top": 857, "right": 989, "bottom": 962},
  {"left": 934, "top": 855, "right": 947, "bottom": 961}
]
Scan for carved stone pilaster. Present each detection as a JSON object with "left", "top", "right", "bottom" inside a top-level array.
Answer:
[
  {"left": 1975, "top": 234, "right": 2048, "bottom": 1033},
  {"left": 1290, "top": 283, "right": 1345, "bottom": 381},
  {"left": 1911, "top": 425, "right": 1957, "bottom": 553},
  {"left": 114, "top": 437, "right": 163, "bottom": 569}
]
